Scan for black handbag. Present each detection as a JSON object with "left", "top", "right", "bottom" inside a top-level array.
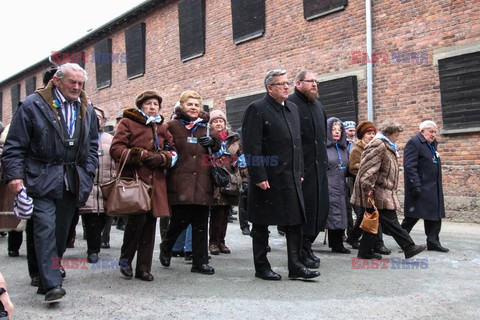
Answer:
[{"left": 206, "top": 125, "right": 230, "bottom": 188}]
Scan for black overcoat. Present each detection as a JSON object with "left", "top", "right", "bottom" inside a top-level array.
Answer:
[
  {"left": 241, "top": 94, "right": 305, "bottom": 226},
  {"left": 403, "top": 132, "right": 445, "bottom": 221},
  {"left": 288, "top": 88, "right": 329, "bottom": 236}
]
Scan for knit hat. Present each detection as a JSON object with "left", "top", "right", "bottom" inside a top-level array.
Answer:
[
  {"left": 135, "top": 90, "right": 163, "bottom": 109},
  {"left": 209, "top": 109, "right": 227, "bottom": 124},
  {"left": 343, "top": 121, "right": 356, "bottom": 130},
  {"left": 13, "top": 187, "right": 33, "bottom": 220},
  {"left": 356, "top": 121, "right": 377, "bottom": 139}
]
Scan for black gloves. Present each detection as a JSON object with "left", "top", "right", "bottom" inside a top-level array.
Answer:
[
  {"left": 410, "top": 186, "right": 421, "bottom": 198},
  {"left": 198, "top": 136, "right": 215, "bottom": 147}
]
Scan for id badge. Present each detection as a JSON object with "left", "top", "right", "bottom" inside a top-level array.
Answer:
[
  {"left": 64, "top": 138, "right": 76, "bottom": 147},
  {"left": 338, "top": 164, "right": 346, "bottom": 170},
  {"left": 435, "top": 151, "right": 440, "bottom": 158},
  {"left": 187, "top": 137, "right": 198, "bottom": 144},
  {"left": 98, "top": 150, "right": 104, "bottom": 156}
]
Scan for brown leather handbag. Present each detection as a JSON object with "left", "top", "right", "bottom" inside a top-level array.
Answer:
[
  {"left": 360, "top": 197, "right": 379, "bottom": 234},
  {"left": 100, "top": 149, "right": 152, "bottom": 216}
]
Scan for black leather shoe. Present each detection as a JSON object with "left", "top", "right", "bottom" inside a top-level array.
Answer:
[
  {"left": 308, "top": 249, "right": 320, "bottom": 263},
  {"left": 184, "top": 252, "right": 193, "bottom": 261},
  {"left": 302, "top": 256, "right": 320, "bottom": 269},
  {"left": 358, "top": 252, "right": 383, "bottom": 260},
  {"left": 59, "top": 266, "right": 66, "bottom": 279},
  {"left": 191, "top": 264, "right": 215, "bottom": 275},
  {"left": 346, "top": 239, "right": 360, "bottom": 249},
  {"left": 37, "top": 286, "right": 46, "bottom": 295},
  {"left": 87, "top": 253, "right": 99, "bottom": 263},
  {"left": 30, "top": 276, "right": 40, "bottom": 287},
  {"left": 8, "top": 250, "right": 19, "bottom": 257},
  {"left": 45, "top": 286, "right": 66, "bottom": 302},
  {"left": 135, "top": 271, "right": 154, "bottom": 281},
  {"left": 241, "top": 227, "right": 251, "bottom": 236},
  {"left": 101, "top": 242, "right": 110, "bottom": 249},
  {"left": 427, "top": 244, "right": 449, "bottom": 252},
  {"left": 266, "top": 245, "right": 271, "bottom": 252},
  {"left": 120, "top": 265, "right": 133, "bottom": 279},
  {"left": 159, "top": 243, "right": 171, "bottom": 267},
  {"left": 404, "top": 244, "right": 427, "bottom": 259},
  {"left": 332, "top": 247, "right": 351, "bottom": 254},
  {"left": 255, "top": 269, "right": 282, "bottom": 281},
  {"left": 288, "top": 267, "right": 320, "bottom": 279},
  {"left": 374, "top": 245, "right": 392, "bottom": 255}
]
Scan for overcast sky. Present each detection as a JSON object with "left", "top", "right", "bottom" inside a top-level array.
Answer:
[{"left": 0, "top": 0, "right": 147, "bottom": 82}]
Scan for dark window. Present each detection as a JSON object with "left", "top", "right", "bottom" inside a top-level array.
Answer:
[
  {"left": 226, "top": 92, "right": 265, "bottom": 131},
  {"left": 231, "top": 0, "right": 265, "bottom": 44},
  {"left": 178, "top": 0, "right": 205, "bottom": 62},
  {"left": 94, "top": 38, "right": 112, "bottom": 89},
  {"left": 125, "top": 22, "right": 146, "bottom": 78},
  {"left": 11, "top": 84, "right": 21, "bottom": 115},
  {"left": 0, "top": 91, "right": 3, "bottom": 121},
  {"left": 317, "top": 76, "right": 358, "bottom": 123},
  {"left": 438, "top": 52, "right": 480, "bottom": 131},
  {"left": 303, "top": 0, "right": 348, "bottom": 20},
  {"left": 25, "top": 76, "right": 37, "bottom": 96}
]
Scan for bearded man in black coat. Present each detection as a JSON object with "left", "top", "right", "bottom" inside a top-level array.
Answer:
[
  {"left": 401, "top": 120, "right": 448, "bottom": 252},
  {"left": 242, "top": 69, "right": 320, "bottom": 281},
  {"left": 287, "top": 70, "right": 329, "bottom": 268}
]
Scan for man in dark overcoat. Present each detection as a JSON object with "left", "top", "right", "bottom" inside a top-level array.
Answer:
[
  {"left": 242, "top": 69, "right": 320, "bottom": 281},
  {"left": 401, "top": 120, "right": 448, "bottom": 252},
  {"left": 1, "top": 63, "right": 99, "bottom": 302},
  {"left": 287, "top": 70, "right": 329, "bottom": 268}
]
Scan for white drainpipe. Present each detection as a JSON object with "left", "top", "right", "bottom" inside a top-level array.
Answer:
[{"left": 366, "top": 0, "right": 374, "bottom": 121}]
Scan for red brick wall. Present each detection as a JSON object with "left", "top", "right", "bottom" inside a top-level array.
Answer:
[{"left": 1, "top": 0, "right": 479, "bottom": 220}]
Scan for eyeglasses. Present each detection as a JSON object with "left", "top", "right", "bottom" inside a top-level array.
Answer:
[
  {"left": 300, "top": 79, "right": 318, "bottom": 84},
  {"left": 270, "top": 82, "right": 291, "bottom": 87}
]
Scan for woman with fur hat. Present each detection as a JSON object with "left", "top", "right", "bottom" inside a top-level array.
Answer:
[
  {"left": 159, "top": 90, "right": 221, "bottom": 275},
  {"left": 351, "top": 121, "right": 426, "bottom": 260},
  {"left": 325, "top": 117, "right": 351, "bottom": 254},
  {"left": 208, "top": 109, "right": 245, "bottom": 255},
  {"left": 110, "top": 90, "right": 177, "bottom": 281},
  {"left": 346, "top": 121, "right": 391, "bottom": 255}
]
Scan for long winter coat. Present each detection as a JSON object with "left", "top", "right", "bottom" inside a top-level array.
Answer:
[
  {"left": 212, "top": 130, "right": 243, "bottom": 206},
  {"left": 325, "top": 117, "right": 349, "bottom": 230},
  {"left": 79, "top": 131, "right": 114, "bottom": 214},
  {"left": 242, "top": 94, "right": 305, "bottom": 226},
  {"left": 110, "top": 108, "right": 175, "bottom": 217},
  {"left": 1, "top": 81, "right": 99, "bottom": 205},
  {"left": 351, "top": 138, "right": 400, "bottom": 211},
  {"left": 404, "top": 132, "right": 445, "bottom": 221},
  {"left": 348, "top": 139, "right": 368, "bottom": 177},
  {"left": 288, "top": 88, "right": 329, "bottom": 235},
  {"left": 166, "top": 110, "right": 221, "bottom": 206}
]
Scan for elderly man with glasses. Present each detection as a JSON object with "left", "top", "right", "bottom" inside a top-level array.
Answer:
[{"left": 241, "top": 69, "right": 320, "bottom": 281}]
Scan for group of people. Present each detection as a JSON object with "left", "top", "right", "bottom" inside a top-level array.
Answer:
[{"left": 0, "top": 63, "right": 448, "bottom": 307}]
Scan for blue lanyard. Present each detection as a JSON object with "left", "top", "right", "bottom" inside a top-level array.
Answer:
[
  {"left": 427, "top": 142, "right": 438, "bottom": 164},
  {"left": 68, "top": 105, "right": 77, "bottom": 137},
  {"left": 335, "top": 142, "right": 343, "bottom": 164}
]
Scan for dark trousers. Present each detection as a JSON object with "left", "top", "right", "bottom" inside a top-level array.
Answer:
[
  {"left": 7, "top": 230, "right": 22, "bottom": 252},
  {"left": 163, "top": 205, "right": 209, "bottom": 266},
  {"left": 159, "top": 217, "right": 170, "bottom": 241},
  {"left": 101, "top": 216, "right": 114, "bottom": 244},
  {"left": 209, "top": 205, "right": 229, "bottom": 246},
  {"left": 32, "top": 189, "right": 77, "bottom": 289},
  {"left": 238, "top": 183, "right": 249, "bottom": 230},
  {"left": 120, "top": 212, "right": 157, "bottom": 273},
  {"left": 83, "top": 213, "right": 109, "bottom": 254},
  {"left": 359, "top": 208, "right": 414, "bottom": 257},
  {"left": 251, "top": 223, "right": 304, "bottom": 272},
  {"left": 327, "top": 229, "right": 346, "bottom": 250},
  {"left": 66, "top": 209, "right": 79, "bottom": 247},
  {"left": 401, "top": 217, "right": 442, "bottom": 247},
  {"left": 347, "top": 205, "right": 386, "bottom": 249}
]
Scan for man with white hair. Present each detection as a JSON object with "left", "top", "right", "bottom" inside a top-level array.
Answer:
[
  {"left": 1, "top": 63, "right": 99, "bottom": 302},
  {"left": 401, "top": 120, "right": 448, "bottom": 252}
]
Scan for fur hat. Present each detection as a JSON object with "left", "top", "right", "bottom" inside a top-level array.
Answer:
[
  {"left": 343, "top": 120, "right": 356, "bottom": 130},
  {"left": 356, "top": 121, "right": 377, "bottom": 139},
  {"left": 209, "top": 109, "right": 227, "bottom": 124},
  {"left": 135, "top": 90, "right": 162, "bottom": 109}
]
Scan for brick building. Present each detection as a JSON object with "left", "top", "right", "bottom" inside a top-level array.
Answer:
[{"left": 0, "top": 0, "right": 479, "bottom": 221}]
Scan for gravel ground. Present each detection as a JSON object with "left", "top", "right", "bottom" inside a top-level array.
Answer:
[{"left": 1, "top": 218, "right": 479, "bottom": 320}]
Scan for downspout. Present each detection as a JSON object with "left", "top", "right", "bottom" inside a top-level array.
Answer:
[{"left": 366, "top": 0, "right": 374, "bottom": 121}]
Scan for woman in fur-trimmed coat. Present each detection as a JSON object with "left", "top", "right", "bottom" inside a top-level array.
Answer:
[{"left": 110, "top": 90, "right": 176, "bottom": 282}]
